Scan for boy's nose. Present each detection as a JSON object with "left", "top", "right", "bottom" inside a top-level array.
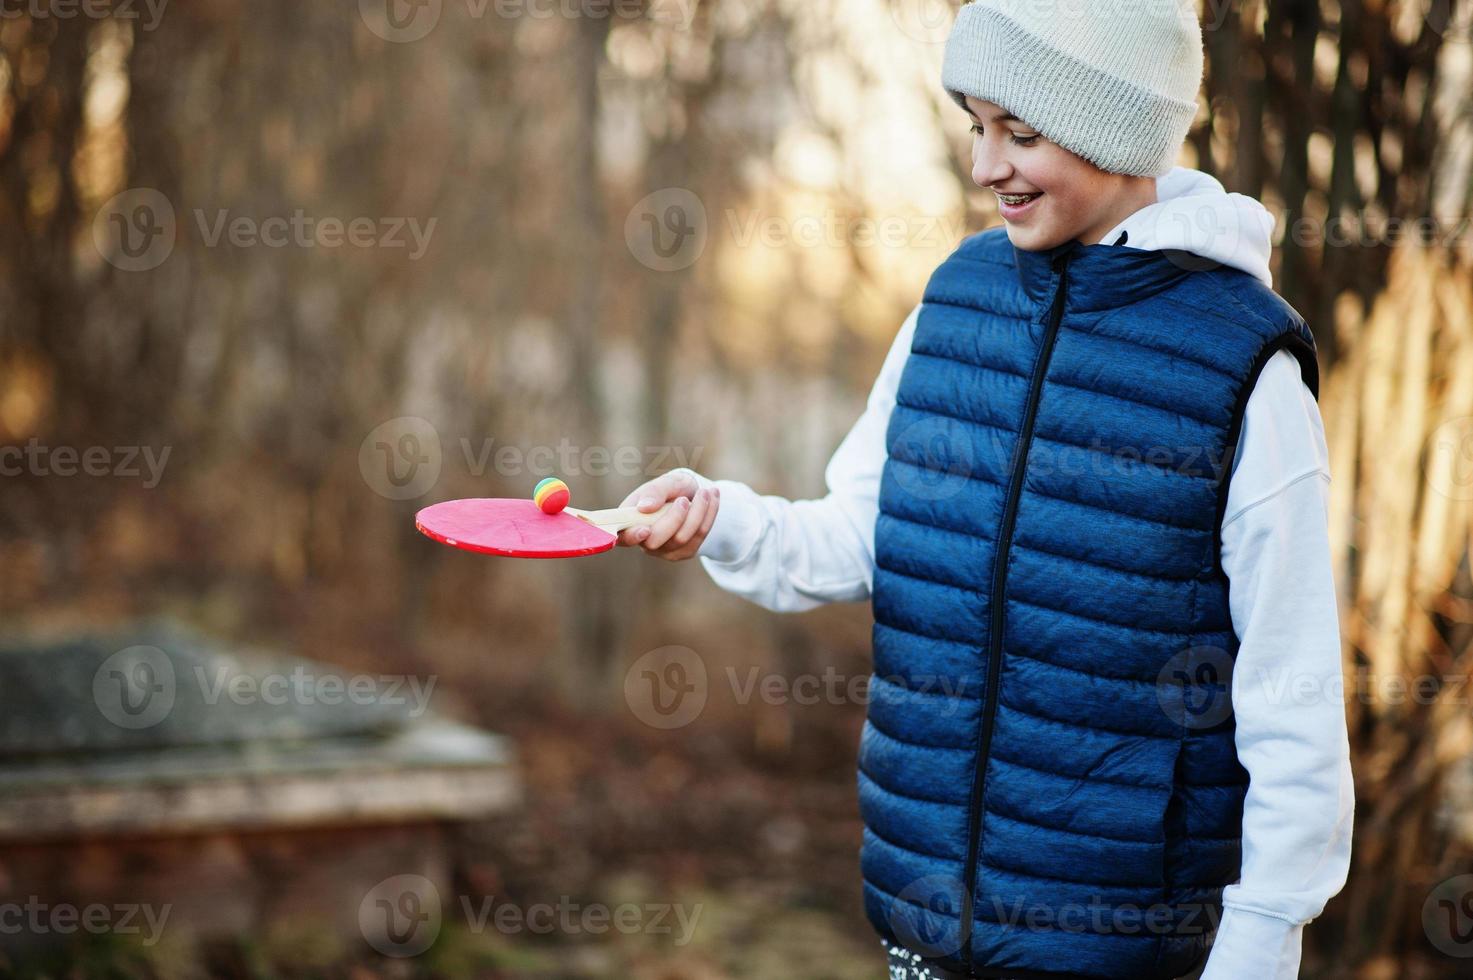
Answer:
[{"left": 971, "top": 145, "right": 1011, "bottom": 189}]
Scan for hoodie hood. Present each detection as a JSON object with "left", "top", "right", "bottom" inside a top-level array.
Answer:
[{"left": 1098, "top": 166, "right": 1276, "bottom": 287}]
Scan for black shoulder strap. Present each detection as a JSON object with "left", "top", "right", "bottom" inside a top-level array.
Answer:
[{"left": 1210, "top": 330, "right": 1320, "bottom": 574}]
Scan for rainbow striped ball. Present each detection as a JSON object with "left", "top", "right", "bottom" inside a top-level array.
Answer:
[{"left": 533, "top": 477, "right": 570, "bottom": 514}]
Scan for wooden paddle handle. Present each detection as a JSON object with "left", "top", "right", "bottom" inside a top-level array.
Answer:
[{"left": 566, "top": 501, "right": 676, "bottom": 532}]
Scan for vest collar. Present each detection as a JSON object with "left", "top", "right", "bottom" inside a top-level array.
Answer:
[{"left": 1012, "top": 236, "right": 1197, "bottom": 312}]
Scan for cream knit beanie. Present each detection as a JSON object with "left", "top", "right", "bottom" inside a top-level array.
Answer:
[{"left": 941, "top": 0, "right": 1204, "bottom": 178}]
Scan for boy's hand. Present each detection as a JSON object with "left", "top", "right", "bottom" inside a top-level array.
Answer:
[{"left": 616, "top": 469, "right": 720, "bottom": 561}]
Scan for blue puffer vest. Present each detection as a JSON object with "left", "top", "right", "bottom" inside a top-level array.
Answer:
[{"left": 859, "top": 227, "right": 1319, "bottom": 980}]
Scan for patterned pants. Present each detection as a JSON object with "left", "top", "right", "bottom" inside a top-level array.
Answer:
[
  {"left": 883, "top": 939, "right": 1009, "bottom": 980},
  {"left": 881, "top": 938, "right": 1209, "bottom": 980}
]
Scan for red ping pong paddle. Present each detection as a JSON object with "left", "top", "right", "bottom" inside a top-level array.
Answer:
[{"left": 415, "top": 497, "right": 677, "bottom": 558}]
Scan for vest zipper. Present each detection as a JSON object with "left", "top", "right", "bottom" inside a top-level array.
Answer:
[{"left": 957, "top": 251, "right": 1072, "bottom": 969}]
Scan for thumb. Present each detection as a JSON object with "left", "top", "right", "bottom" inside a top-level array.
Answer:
[
  {"left": 641, "top": 470, "right": 698, "bottom": 509},
  {"left": 621, "top": 477, "right": 668, "bottom": 512},
  {"left": 621, "top": 470, "right": 699, "bottom": 511}
]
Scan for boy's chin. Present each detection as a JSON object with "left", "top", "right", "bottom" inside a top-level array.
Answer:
[{"left": 1003, "top": 222, "right": 1077, "bottom": 252}]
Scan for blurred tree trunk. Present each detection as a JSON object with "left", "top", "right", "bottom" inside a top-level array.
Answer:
[
  {"left": 558, "top": 11, "right": 620, "bottom": 710},
  {"left": 0, "top": 18, "right": 89, "bottom": 435},
  {"left": 1317, "top": 245, "right": 1473, "bottom": 976},
  {"left": 1200, "top": 0, "right": 1452, "bottom": 373},
  {"left": 633, "top": 4, "right": 727, "bottom": 621}
]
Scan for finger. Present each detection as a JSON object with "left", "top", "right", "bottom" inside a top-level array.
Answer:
[
  {"left": 641, "top": 495, "right": 691, "bottom": 550},
  {"left": 661, "top": 488, "right": 710, "bottom": 552},
  {"left": 698, "top": 487, "right": 719, "bottom": 537},
  {"left": 666, "top": 468, "right": 700, "bottom": 498},
  {"left": 650, "top": 469, "right": 697, "bottom": 508},
  {"left": 642, "top": 497, "right": 688, "bottom": 550},
  {"left": 663, "top": 490, "right": 719, "bottom": 561}
]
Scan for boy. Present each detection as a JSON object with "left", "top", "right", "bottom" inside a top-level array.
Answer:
[{"left": 619, "top": 2, "right": 1354, "bottom": 977}]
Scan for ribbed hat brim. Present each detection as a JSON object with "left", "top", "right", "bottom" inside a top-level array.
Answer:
[{"left": 942, "top": 4, "right": 1198, "bottom": 178}]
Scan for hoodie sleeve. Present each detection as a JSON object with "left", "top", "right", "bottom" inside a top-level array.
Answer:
[
  {"left": 1200, "top": 349, "right": 1355, "bottom": 980},
  {"left": 679, "top": 304, "right": 919, "bottom": 613}
]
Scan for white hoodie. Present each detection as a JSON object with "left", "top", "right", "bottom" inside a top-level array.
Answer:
[{"left": 683, "top": 167, "right": 1354, "bottom": 980}]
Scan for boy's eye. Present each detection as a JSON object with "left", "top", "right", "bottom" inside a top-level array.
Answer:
[{"left": 969, "top": 123, "right": 1041, "bottom": 147}]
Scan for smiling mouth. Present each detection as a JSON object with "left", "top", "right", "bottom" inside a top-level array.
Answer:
[{"left": 996, "top": 192, "right": 1043, "bottom": 205}]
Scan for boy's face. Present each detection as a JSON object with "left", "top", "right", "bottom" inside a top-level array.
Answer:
[{"left": 963, "top": 96, "right": 1153, "bottom": 251}]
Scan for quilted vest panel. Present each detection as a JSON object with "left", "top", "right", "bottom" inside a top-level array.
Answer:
[{"left": 860, "top": 228, "right": 1319, "bottom": 980}]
